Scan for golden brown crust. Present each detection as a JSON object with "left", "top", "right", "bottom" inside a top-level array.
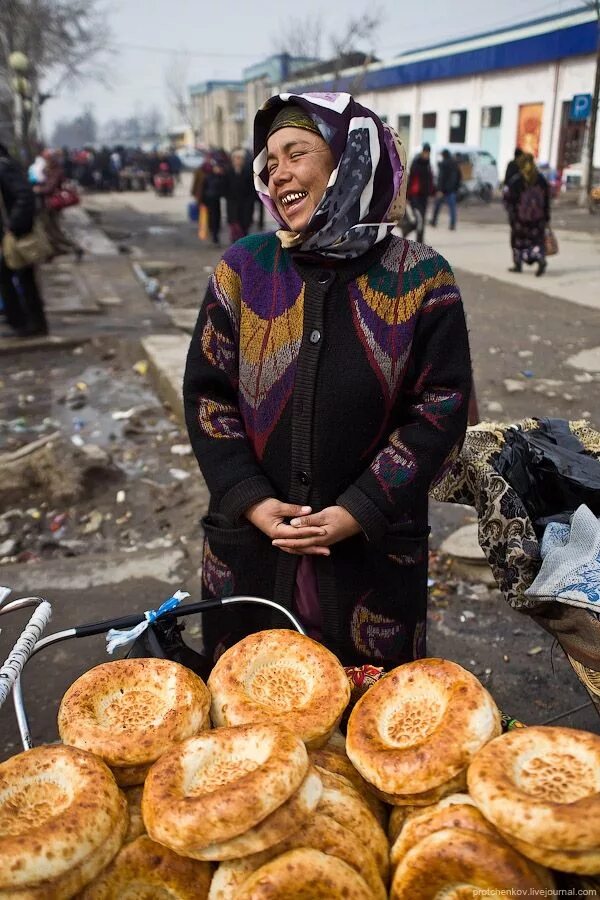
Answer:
[
  {"left": 315, "top": 767, "right": 389, "bottom": 882},
  {"left": 233, "top": 848, "right": 375, "bottom": 899},
  {"left": 190, "top": 767, "right": 323, "bottom": 861},
  {"left": 208, "top": 814, "right": 385, "bottom": 900},
  {"left": 467, "top": 726, "right": 600, "bottom": 852},
  {"left": 0, "top": 744, "right": 127, "bottom": 896},
  {"left": 373, "top": 767, "right": 468, "bottom": 806},
  {"left": 388, "top": 805, "right": 423, "bottom": 843},
  {"left": 58, "top": 659, "right": 211, "bottom": 767},
  {"left": 390, "top": 827, "right": 553, "bottom": 898},
  {"left": 142, "top": 724, "right": 308, "bottom": 853},
  {"left": 497, "top": 828, "right": 600, "bottom": 876},
  {"left": 123, "top": 786, "right": 145, "bottom": 843},
  {"left": 346, "top": 658, "right": 501, "bottom": 796},
  {"left": 390, "top": 794, "right": 498, "bottom": 869},
  {"left": 308, "top": 748, "right": 387, "bottom": 828},
  {"left": 208, "top": 630, "right": 350, "bottom": 748},
  {"left": 79, "top": 835, "right": 213, "bottom": 899}
]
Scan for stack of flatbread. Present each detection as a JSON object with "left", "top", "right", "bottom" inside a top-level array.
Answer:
[
  {"left": 79, "top": 835, "right": 213, "bottom": 899},
  {"left": 58, "top": 658, "right": 211, "bottom": 786},
  {"left": 387, "top": 793, "right": 554, "bottom": 896},
  {"left": 346, "top": 658, "right": 502, "bottom": 805},
  {"left": 0, "top": 744, "right": 128, "bottom": 897},
  {"left": 468, "top": 725, "right": 600, "bottom": 875}
]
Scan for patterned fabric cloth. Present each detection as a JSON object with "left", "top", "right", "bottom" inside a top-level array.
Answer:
[
  {"left": 183, "top": 231, "right": 471, "bottom": 666},
  {"left": 253, "top": 92, "right": 407, "bottom": 260},
  {"left": 525, "top": 505, "right": 600, "bottom": 613}
]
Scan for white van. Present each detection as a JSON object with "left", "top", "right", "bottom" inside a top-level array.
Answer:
[{"left": 423, "top": 144, "right": 500, "bottom": 200}]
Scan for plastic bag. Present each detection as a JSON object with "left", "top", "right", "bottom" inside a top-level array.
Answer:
[
  {"left": 494, "top": 418, "right": 600, "bottom": 534},
  {"left": 126, "top": 614, "right": 212, "bottom": 680}
]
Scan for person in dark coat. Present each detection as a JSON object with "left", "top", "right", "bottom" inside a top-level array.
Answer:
[
  {"left": 183, "top": 94, "right": 471, "bottom": 670},
  {"left": 226, "top": 148, "right": 255, "bottom": 242},
  {"left": 0, "top": 143, "right": 48, "bottom": 337},
  {"left": 505, "top": 153, "right": 551, "bottom": 276},
  {"left": 406, "top": 143, "right": 434, "bottom": 243},
  {"left": 504, "top": 147, "right": 523, "bottom": 186},
  {"left": 201, "top": 160, "right": 228, "bottom": 245},
  {"left": 430, "top": 149, "right": 462, "bottom": 230}
]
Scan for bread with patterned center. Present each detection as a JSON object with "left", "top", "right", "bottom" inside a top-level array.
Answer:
[
  {"left": 389, "top": 827, "right": 554, "bottom": 898},
  {"left": 79, "top": 834, "right": 212, "bottom": 899},
  {"left": 346, "top": 658, "right": 501, "bottom": 797},
  {"left": 390, "top": 793, "right": 498, "bottom": 869},
  {"left": 142, "top": 723, "right": 309, "bottom": 855},
  {"left": 233, "top": 848, "right": 375, "bottom": 900},
  {"left": 468, "top": 726, "right": 600, "bottom": 869},
  {"left": 58, "top": 659, "right": 211, "bottom": 776},
  {"left": 208, "top": 629, "right": 350, "bottom": 748},
  {"left": 207, "top": 811, "right": 386, "bottom": 900},
  {"left": 0, "top": 744, "right": 127, "bottom": 898}
]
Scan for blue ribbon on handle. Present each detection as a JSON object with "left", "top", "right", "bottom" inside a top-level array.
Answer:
[{"left": 105, "top": 589, "right": 190, "bottom": 654}]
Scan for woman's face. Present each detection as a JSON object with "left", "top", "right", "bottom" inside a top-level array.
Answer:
[{"left": 266, "top": 126, "right": 335, "bottom": 232}]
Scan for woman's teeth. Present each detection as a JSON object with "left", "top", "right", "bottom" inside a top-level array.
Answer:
[{"left": 281, "top": 191, "right": 308, "bottom": 207}]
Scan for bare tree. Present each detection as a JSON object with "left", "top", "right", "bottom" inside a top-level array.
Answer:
[
  {"left": 165, "top": 55, "right": 195, "bottom": 133},
  {"left": 0, "top": 0, "right": 111, "bottom": 156},
  {"left": 273, "top": 14, "right": 323, "bottom": 59}
]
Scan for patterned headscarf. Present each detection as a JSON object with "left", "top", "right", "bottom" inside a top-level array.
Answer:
[
  {"left": 517, "top": 152, "right": 539, "bottom": 186},
  {"left": 253, "top": 92, "right": 407, "bottom": 260}
]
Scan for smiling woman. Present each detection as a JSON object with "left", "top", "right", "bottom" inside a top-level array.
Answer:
[{"left": 183, "top": 92, "right": 473, "bottom": 670}]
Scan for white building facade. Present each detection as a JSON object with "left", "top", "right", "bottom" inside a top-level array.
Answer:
[{"left": 285, "top": 8, "right": 599, "bottom": 177}]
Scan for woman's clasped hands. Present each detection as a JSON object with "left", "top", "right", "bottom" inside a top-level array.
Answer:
[{"left": 245, "top": 498, "right": 361, "bottom": 556}]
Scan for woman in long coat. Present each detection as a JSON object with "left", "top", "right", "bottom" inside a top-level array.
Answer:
[
  {"left": 506, "top": 153, "right": 550, "bottom": 276},
  {"left": 183, "top": 93, "right": 472, "bottom": 669}
]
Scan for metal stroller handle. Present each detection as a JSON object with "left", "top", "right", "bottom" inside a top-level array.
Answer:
[
  {"left": 0, "top": 596, "right": 52, "bottom": 711},
  {"left": 8, "top": 595, "right": 305, "bottom": 752}
]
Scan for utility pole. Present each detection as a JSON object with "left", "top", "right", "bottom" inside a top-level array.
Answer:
[{"left": 580, "top": 0, "right": 600, "bottom": 208}]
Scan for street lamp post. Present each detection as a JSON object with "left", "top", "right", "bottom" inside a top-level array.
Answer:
[{"left": 8, "top": 51, "right": 34, "bottom": 164}]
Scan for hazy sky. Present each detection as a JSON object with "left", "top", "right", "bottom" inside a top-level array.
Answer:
[{"left": 43, "top": 0, "right": 574, "bottom": 134}]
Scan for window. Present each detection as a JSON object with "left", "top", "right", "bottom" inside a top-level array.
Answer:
[
  {"left": 449, "top": 109, "right": 467, "bottom": 143},
  {"left": 397, "top": 114, "right": 410, "bottom": 150},
  {"left": 422, "top": 112, "right": 437, "bottom": 129},
  {"left": 481, "top": 106, "right": 502, "bottom": 128}
]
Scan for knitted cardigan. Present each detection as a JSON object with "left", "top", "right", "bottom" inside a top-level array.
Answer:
[{"left": 183, "top": 232, "right": 471, "bottom": 666}]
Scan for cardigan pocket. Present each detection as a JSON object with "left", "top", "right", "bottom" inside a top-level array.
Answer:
[
  {"left": 200, "top": 513, "right": 273, "bottom": 599},
  {"left": 378, "top": 524, "right": 430, "bottom": 566}
]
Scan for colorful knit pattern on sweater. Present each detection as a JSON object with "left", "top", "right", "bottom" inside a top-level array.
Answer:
[{"left": 203, "top": 233, "right": 463, "bottom": 464}]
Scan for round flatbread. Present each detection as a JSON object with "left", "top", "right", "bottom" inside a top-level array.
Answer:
[
  {"left": 79, "top": 835, "right": 212, "bottom": 899},
  {"left": 390, "top": 794, "right": 497, "bottom": 869},
  {"left": 309, "top": 748, "right": 387, "bottom": 828},
  {"left": 347, "top": 658, "right": 501, "bottom": 796},
  {"left": 0, "top": 744, "right": 127, "bottom": 897},
  {"left": 142, "top": 723, "right": 308, "bottom": 854},
  {"left": 233, "top": 848, "right": 375, "bottom": 899},
  {"left": 191, "top": 767, "right": 322, "bottom": 860},
  {"left": 468, "top": 726, "right": 600, "bottom": 852},
  {"left": 208, "top": 629, "right": 350, "bottom": 748},
  {"left": 123, "top": 786, "right": 145, "bottom": 843},
  {"left": 58, "top": 658, "right": 211, "bottom": 767},
  {"left": 390, "top": 827, "right": 554, "bottom": 898}
]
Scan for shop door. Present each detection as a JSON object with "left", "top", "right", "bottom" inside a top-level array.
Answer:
[
  {"left": 557, "top": 100, "right": 586, "bottom": 170},
  {"left": 517, "top": 103, "right": 543, "bottom": 158}
]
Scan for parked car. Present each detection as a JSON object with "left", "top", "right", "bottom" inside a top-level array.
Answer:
[
  {"left": 537, "top": 164, "right": 560, "bottom": 198},
  {"left": 425, "top": 144, "right": 500, "bottom": 203},
  {"left": 176, "top": 148, "right": 207, "bottom": 171}
]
